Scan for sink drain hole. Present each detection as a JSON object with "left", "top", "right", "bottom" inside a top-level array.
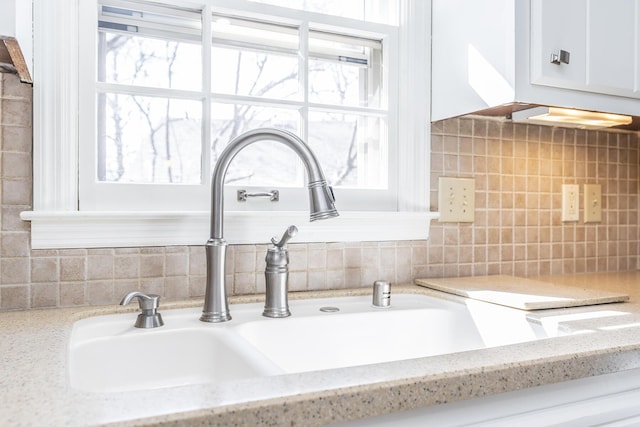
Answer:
[{"left": 319, "top": 306, "right": 340, "bottom": 313}]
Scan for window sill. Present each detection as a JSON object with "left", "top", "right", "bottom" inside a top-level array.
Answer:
[{"left": 20, "top": 211, "right": 440, "bottom": 249}]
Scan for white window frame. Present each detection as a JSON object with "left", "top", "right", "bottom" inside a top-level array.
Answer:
[
  {"left": 82, "top": 3, "right": 396, "bottom": 212},
  {"left": 23, "top": 0, "right": 437, "bottom": 249}
]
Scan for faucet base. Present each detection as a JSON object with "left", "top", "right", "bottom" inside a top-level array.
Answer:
[
  {"left": 262, "top": 307, "right": 291, "bottom": 318},
  {"left": 200, "top": 311, "right": 232, "bottom": 323}
]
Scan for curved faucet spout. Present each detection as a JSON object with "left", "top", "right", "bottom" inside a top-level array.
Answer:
[
  {"left": 201, "top": 128, "right": 339, "bottom": 323},
  {"left": 209, "top": 128, "right": 338, "bottom": 239}
]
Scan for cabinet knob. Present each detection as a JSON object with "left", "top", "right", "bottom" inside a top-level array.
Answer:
[{"left": 550, "top": 50, "right": 570, "bottom": 65}]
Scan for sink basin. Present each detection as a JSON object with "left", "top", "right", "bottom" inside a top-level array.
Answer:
[
  {"left": 68, "top": 292, "right": 552, "bottom": 392},
  {"left": 235, "top": 294, "right": 547, "bottom": 373},
  {"left": 68, "top": 308, "right": 282, "bottom": 392}
]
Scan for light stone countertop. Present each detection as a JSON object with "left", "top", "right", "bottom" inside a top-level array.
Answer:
[{"left": 3, "top": 272, "right": 640, "bottom": 426}]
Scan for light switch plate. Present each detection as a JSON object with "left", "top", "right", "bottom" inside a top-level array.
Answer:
[
  {"left": 584, "top": 184, "right": 602, "bottom": 223},
  {"left": 438, "top": 177, "right": 475, "bottom": 222},
  {"left": 562, "top": 184, "right": 580, "bottom": 222}
]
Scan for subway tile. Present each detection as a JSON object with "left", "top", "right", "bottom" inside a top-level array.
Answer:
[
  {"left": 326, "top": 248, "right": 344, "bottom": 270},
  {"left": 1, "top": 99, "right": 32, "bottom": 127},
  {"left": 164, "top": 276, "right": 189, "bottom": 300},
  {"left": 2, "top": 179, "right": 31, "bottom": 205},
  {"left": 307, "top": 270, "right": 327, "bottom": 290},
  {"left": 1, "top": 232, "right": 30, "bottom": 257},
  {"left": 307, "top": 247, "right": 327, "bottom": 270},
  {"left": 326, "top": 270, "right": 345, "bottom": 289},
  {"left": 87, "top": 254, "right": 114, "bottom": 280},
  {"left": 1, "top": 257, "right": 29, "bottom": 284},
  {"left": 86, "top": 280, "right": 115, "bottom": 306},
  {"left": 2, "top": 206, "right": 30, "bottom": 232},
  {"left": 234, "top": 249, "right": 256, "bottom": 273},
  {"left": 114, "top": 255, "right": 139, "bottom": 279},
  {"left": 1, "top": 285, "right": 29, "bottom": 310},
  {"left": 233, "top": 272, "right": 256, "bottom": 295},
  {"left": 140, "top": 255, "right": 164, "bottom": 278},
  {"left": 288, "top": 271, "right": 307, "bottom": 292},
  {"left": 165, "top": 253, "right": 188, "bottom": 277},
  {"left": 188, "top": 275, "right": 205, "bottom": 298},
  {"left": 60, "top": 257, "right": 86, "bottom": 282},
  {"left": 31, "top": 282, "right": 58, "bottom": 308},
  {"left": 1, "top": 152, "right": 31, "bottom": 179},
  {"left": 344, "top": 268, "right": 361, "bottom": 288},
  {"left": 30, "top": 257, "right": 58, "bottom": 283},
  {"left": 59, "top": 282, "right": 85, "bottom": 307},
  {"left": 188, "top": 248, "right": 206, "bottom": 276},
  {"left": 1, "top": 73, "right": 32, "bottom": 98}
]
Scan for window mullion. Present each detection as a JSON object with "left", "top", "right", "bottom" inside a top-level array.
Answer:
[
  {"left": 203, "top": 5, "right": 212, "bottom": 188},
  {"left": 299, "top": 21, "right": 309, "bottom": 143},
  {"left": 298, "top": 21, "right": 309, "bottom": 187},
  {"left": 95, "top": 82, "right": 204, "bottom": 100},
  {"left": 210, "top": 92, "right": 305, "bottom": 110}
]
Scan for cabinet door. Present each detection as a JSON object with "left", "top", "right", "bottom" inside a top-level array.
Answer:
[
  {"left": 530, "top": 0, "right": 587, "bottom": 90},
  {"left": 531, "top": 0, "right": 639, "bottom": 99},
  {"left": 586, "top": 0, "right": 637, "bottom": 96}
]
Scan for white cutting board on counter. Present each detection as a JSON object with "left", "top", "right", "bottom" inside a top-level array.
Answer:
[{"left": 415, "top": 275, "right": 629, "bottom": 310}]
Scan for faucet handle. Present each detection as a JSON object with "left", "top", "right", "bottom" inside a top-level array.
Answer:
[
  {"left": 271, "top": 225, "right": 298, "bottom": 249},
  {"left": 120, "top": 291, "right": 164, "bottom": 328}
]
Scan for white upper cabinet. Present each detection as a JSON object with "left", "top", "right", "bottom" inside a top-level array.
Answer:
[
  {"left": 432, "top": 0, "right": 640, "bottom": 122},
  {"left": 531, "top": 0, "right": 639, "bottom": 98}
]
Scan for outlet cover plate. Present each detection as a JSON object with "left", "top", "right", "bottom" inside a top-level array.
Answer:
[
  {"left": 562, "top": 184, "right": 580, "bottom": 222},
  {"left": 438, "top": 177, "right": 475, "bottom": 223}
]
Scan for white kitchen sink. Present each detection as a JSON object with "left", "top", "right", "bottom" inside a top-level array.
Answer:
[{"left": 68, "top": 292, "right": 552, "bottom": 393}]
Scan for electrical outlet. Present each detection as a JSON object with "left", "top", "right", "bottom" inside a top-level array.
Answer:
[
  {"left": 561, "top": 184, "right": 579, "bottom": 222},
  {"left": 438, "top": 177, "right": 475, "bottom": 222},
  {"left": 584, "top": 184, "right": 602, "bottom": 223}
]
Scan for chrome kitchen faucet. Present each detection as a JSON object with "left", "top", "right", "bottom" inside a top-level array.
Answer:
[{"left": 200, "top": 128, "right": 339, "bottom": 323}]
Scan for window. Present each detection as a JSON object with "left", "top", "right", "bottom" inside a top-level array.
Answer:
[
  {"left": 26, "top": 0, "right": 434, "bottom": 248},
  {"left": 82, "top": 0, "right": 394, "bottom": 212}
]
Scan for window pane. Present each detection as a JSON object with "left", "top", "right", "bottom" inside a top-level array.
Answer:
[
  {"left": 308, "top": 111, "right": 386, "bottom": 189},
  {"left": 98, "top": 1, "right": 202, "bottom": 90},
  {"left": 309, "top": 32, "right": 381, "bottom": 107},
  {"left": 212, "top": 16, "right": 300, "bottom": 100},
  {"left": 212, "top": 47, "right": 299, "bottom": 100},
  {"left": 98, "top": 33, "right": 201, "bottom": 91},
  {"left": 248, "top": 0, "right": 399, "bottom": 25},
  {"left": 98, "top": 94, "right": 202, "bottom": 184},
  {"left": 211, "top": 103, "right": 302, "bottom": 186}
]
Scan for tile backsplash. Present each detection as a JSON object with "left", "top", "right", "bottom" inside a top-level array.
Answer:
[
  {"left": 428, "top": 117, "right": 639, "bottom": 277},
  {"left": 0, "top": 72, "right": 638, "bottom": 311}
]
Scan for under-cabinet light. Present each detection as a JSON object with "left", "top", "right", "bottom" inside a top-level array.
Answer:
[{"left": 511, "top": 107, "right": 632, "bottom": 129}]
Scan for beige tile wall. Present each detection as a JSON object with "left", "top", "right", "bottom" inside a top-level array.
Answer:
[
  {"left": 1, "top": 72, "right": 639, "bottom": 311},
  {"left": 428, "top": 117, "right": 639, "bottom": 278}
]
